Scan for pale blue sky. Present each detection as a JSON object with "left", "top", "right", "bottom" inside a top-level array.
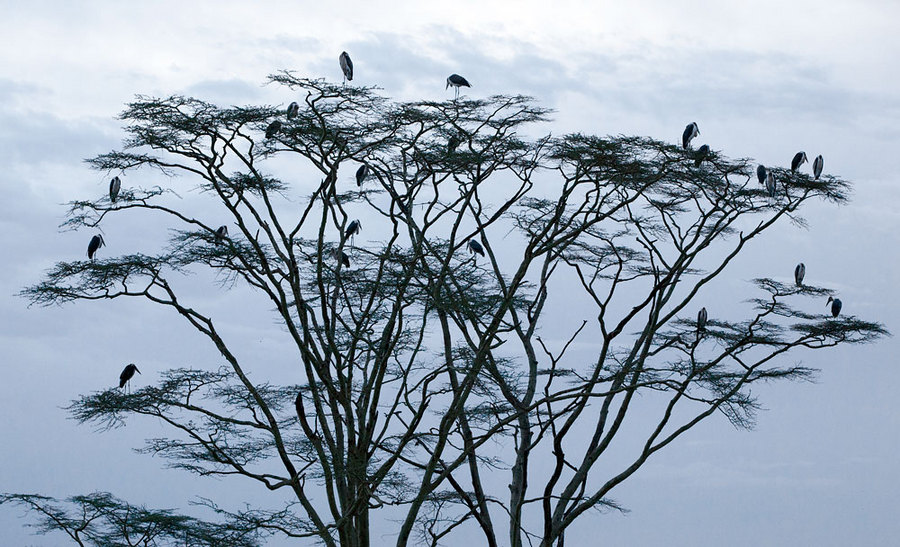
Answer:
[{"left": 1, "top": 1, "right": 899, "bottom": 545}]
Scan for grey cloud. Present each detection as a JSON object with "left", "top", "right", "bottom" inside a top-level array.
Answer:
[
  {"left": 0, "top": 109, "right": 118, "bottom": 168},
  {"left": 0, "top": 77, "right": 43, "bottom": 102},
  {"left": 303, "top": 29, "right": 898, "bottom": 148},
  {"left": 282, "top": 28, "right": 581, "bottom": 105},
  {"left": 182, "top": 78, "right": 266, "bottom": 105}
]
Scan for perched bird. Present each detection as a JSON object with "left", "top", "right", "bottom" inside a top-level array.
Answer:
[
  {"left": 697, "top": 307, "right": 708, "bottom": 332},
  {"left": 766, "top": 170, "right": 777, "bottom": 198},
  {"left": 812, "top": 155, "right": 824, "bottom": 180},
  {"left": 109, "top": 176, "right": 121, "bottom": 203},
  {"left": 791, "top": 151, "right": 808, "bottom": 172},
  {"left": 826, "top": 296, "right": 842, "bottom": 318},
  {"left": 339, "top": 51, "right": 353, "bottom": 83},
  {"left": 214, "top": 225, "right": 228, "bottom": 244},
  {"left": 446, "top": 74, "right": 471, "bottom": 98},
  {"left": 694, "top": 144, "right": 710, "bottom": 167},
  {"left": 794, "top": 263, "right": 806, "bottom": 286},
  {"left": 682, "top": 122, "right": 699, "bottom": 149},
  {"left": 286, "top": 101, "right": 299, "bottom": 119},
  {"left": 756, "top": 164, "right": 767, "bottom": 185},
  {"left": 119, "top": 363, "right": 140, "bottom": 390},
  {"left": 448, "top": 132, "right": 461, "bottom": 154},
  {"left": 345, "top": 219, "right": 361, "bottom": 239},
  {"left": 266, "top": 121, "right": 282, "bottom": 139},
  {"left": 467, "top": 239, "right": 485, "bottom": 257},
  {"left": 87, "top": 234, "right": 105, "bottom": 260},
  {"left": 355, "top": 164, "right": 369, "bottom": 187},
  {"left": 331, "top": 248, "right": 350, "bottom": 268}
]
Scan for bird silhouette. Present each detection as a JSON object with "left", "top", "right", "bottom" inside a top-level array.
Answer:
[
  {"left": 214, "top": 225, "right": 228, "bottom": 245},
  {"left": 794, "top": 263, "right": 806, "bottom": 286},
  {"left": 812, "top": 155, "right": 824, "bottom": 180},
  {"left": 87, "top": 234, "right": 105, "bottom": 260},
  {"left": 756, "top": 165, "right": 767, "bottom": 185},
  {"left": 339, "top": 51, "right": 353, "bottom": 83},
  {"left": 345, "top": 219, "right": 361, "bottom": 241},
  {"left": 682, "top": 122, "right": 699, "bottom": 149},
  {"left": 694, "top": 144, "right": 710, "bottom": 167},
  {"left": 109, "top": 176, "right": 121, "bottom": 203},
  {"left": 467, "top": 239, "right": 485, "bottom": 257},
  {"left": 446, "top": 74, "right": 471, "bottom": 98},
  {"left": 791, "top": 151, "right": 808, "bottom": 172},
  {"left": 356, "top": 164, "right": 369, "bottom": 187},
  {"left": 265, "top": 120, "right": 282, "bottom": 139},
  {"left": 119, "top": 363, "right": 141, "bottom": 392}
]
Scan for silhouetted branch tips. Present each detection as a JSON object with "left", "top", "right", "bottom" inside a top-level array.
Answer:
[{"left": 0, "top": 492, "right": 262, "bottom": 547}]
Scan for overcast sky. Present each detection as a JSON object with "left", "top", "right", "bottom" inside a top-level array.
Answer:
[{"left": 2, "top": 1, "right": 899, "bottom": 545}]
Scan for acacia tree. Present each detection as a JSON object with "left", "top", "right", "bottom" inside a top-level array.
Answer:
[
  {"left": 7, "top": 72, "right": 886, "bottom": 546},
  {"left": 0, "top": 493, "right": 258, "bottom": 547}
]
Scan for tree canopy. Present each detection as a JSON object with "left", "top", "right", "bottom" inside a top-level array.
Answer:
[{"left": 7, "top": 72, "right": 887, "bottom": 547}]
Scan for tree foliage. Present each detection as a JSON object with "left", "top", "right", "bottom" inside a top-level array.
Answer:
[
  {"left": 0, "top": 492, "right": 259, "bottom": 547},
  {"left": 11, "top": 72, "right": 887, "bottom": 546}
]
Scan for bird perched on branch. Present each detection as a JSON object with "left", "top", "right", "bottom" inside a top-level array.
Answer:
[
  {"left": 794, "top": 263, "right": 806, "bottom": 286},
  {"left": 694, "top": 144, "right": 710, "bottom": 167},
  {"left": 826, "top": 296, "right": 842, "bottom": 318},
  {"left": 446, "top": 74, "right": 471, "bottom": 98},
  {"left": 766, "top": 170, "right": 777, "bottom": 198},
  {"left": 356, "top": 164, "right": 369, "bottom": 187},
  {"left": 448, "top": 132, "right": 462, "bottom": 154},
  {"left": 119, "top": 363, "right": 140, "bottom": 392},
  {"left": 286, "top": 101, "right": 299, "bottom": 119},
  {"left": 331, "top": 248, "right": 351, "bottom": 268},
  {"left": 467, "top": 239, "right": 485, "bottom": 257},
  {"left": 791, "top": 151, "right": 808, "bottom": 172},
  {"left": 812, "top": 155, "right": 824, "bottom": 180},
  {"left": 87, "top": 234, "right": 105, "bottom": 260},
  {"left": 345, "top": 219, "right": 361, "bottom": 240},
  {"left": 682, "top": 122, "right": 699, "bottom": 149},
  {"left": 214, "top": 225, "right": 228, "bottom": 244},
  {"left": 109, "top": 176, "right": 121, "bottom": 203},
  {"left": 339, "top": 51, "right": 353, "bottom": 83},
  {"left": 756, "top": 165, "right": 767, "bottom": 185},
  {"left": 265, "top": 120, "right": 282, "bottom": 139}
]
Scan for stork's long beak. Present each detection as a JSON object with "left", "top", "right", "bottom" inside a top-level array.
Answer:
[
  {"left": 445, "top": 81, "right": 450, "bottom": 90},
  {"left": 135, "top": 367, "right": 141, "bottom": 374}
]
